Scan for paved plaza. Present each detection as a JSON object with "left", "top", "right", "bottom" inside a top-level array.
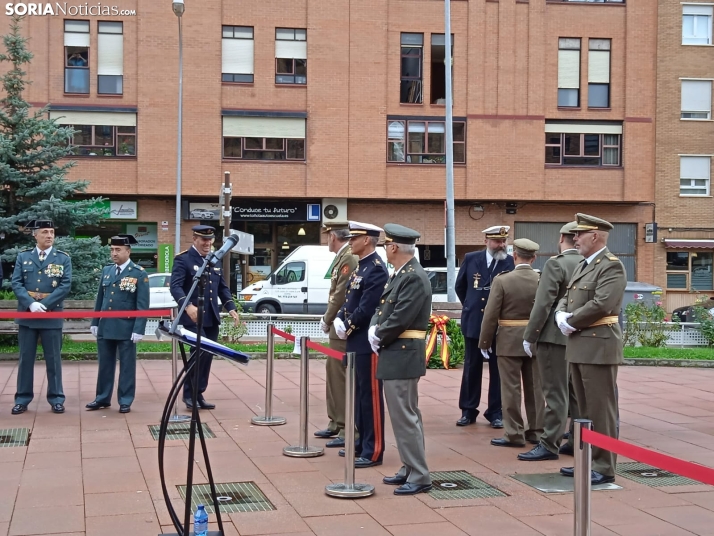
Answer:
[{"left": 0, "top": 358, "right": 713, "bottom": 536}]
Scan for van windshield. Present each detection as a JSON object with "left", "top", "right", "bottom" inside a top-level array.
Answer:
[{"left": 274, "top": 261, "right": 306, "bottom": 285}]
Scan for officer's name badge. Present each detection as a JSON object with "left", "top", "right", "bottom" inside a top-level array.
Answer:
[
  {"left": 45, "top": 264, "right": 64, "bottom": 278},
  {"left": 119, "top": 277, "right": 138, "bottom": 293},
  {"left": 473, "top": 273, "right": 481, "bottom": 288}
]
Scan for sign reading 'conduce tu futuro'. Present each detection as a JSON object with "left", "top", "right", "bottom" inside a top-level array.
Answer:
[{"left": 231, "top": 201, "right": 321, "bottom": 222}]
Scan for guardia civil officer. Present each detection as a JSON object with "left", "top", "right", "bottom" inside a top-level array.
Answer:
[
  {"left": 479, "top": 239, "right": 544, "bottom": 447},
  {"left": 170, "top": 225, "right": 240, "bottom": 409},
  {"left": 314, "top": 222, "right": 358, "bottom": 448},
  {"left": 519, "top": 222, "right": 582, "bottom": 461},
  {"left": 86, "top": 235, "right": 150, "bottom": 413},
  {"left": 369, "top": 224, "right": 432, "bottom": 495},
  {"left": 334, "top": 221, "right": 389, "bottom": 468},
  {"left": 556, "top": 214, "right": 626, "bottom": 485},
  {"left": 11, "top": 220, "right": 72, "bottom": 415},
  {"left": 454, "top": 226, "right": 515, "bottom": 428}
]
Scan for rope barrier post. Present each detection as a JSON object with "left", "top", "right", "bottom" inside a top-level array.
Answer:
[
  {"left": 325, "top": 352, "right": 374, "bottom": 498},
  {"left": 574, "top": 419, "right": 593, "bottom": 536},
  {"left": 168, "top": 308, "right": 190, "bottom": 424},
  {"left": 283, "top": 336, "right": 324, "bottom": 458},
  {"left": 252, "top": 324, "right": 286, "bottom": 426}
]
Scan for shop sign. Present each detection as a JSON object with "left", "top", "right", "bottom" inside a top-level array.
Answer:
[
  {"left": 158, "top": 244, "right": 173, "bottom": 273},
  {"left": 188, "top": 203, "right": 220, "bottom": 221},
  {"left": 109, "top": 201, "right": 138, "bottom": 220},
  {"left": 231, "top": 201, "right": 321, "bottom": 222},
  {"left": 125, "top": 223, "right": 157, "bottom": 250}
]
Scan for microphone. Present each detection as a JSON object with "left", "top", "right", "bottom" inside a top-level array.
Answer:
[{"left": 208, "top": 233, "right": 239, "bottom": 266}]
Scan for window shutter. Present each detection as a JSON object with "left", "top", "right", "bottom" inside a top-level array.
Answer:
[
  {"left": 683, "top": 4, "right": 713, "bottom": 15},
  {"left": 681, "top": 80, "right": 712, "bottom": 112},
  {"left": 222, "top": 39, "right": 254, "bottom": 74},
  {"left": 64, "top": 32, "right": 90, "bottom": 47},
  {"left": 588, "top": 50, "right": 610, "bottom": 83},
  {"left": 680, "top": 156, "right": 711, "bottom": 179},
  {"left": 275, "top": 40, "right": 307, "bottom": 60},
  {"left": 50, "top": 111, "right": 137, "bottom": 127},
  {"left": 558, "top": 50, "right": 580, "bottom": 89},
  {"left": 223, "top": 117, "right": 306, "bottom": 138},
  {"left": 545, "top": 123, "right": 622, "bottom": 134},
  {"left": 98, "top": 33, "right": 123, "bottom": 76}
]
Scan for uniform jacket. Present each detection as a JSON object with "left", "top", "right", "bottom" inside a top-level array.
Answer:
[
  {"left": 478, "top": 265, "right": 540, "bottom": 357},
  {"left": 91, "top": 261, "right": 150, "bottom": 340},
  {"left": 556, "top": 248, "right": 627, "bottom": 365},
  {"left": 170, "top": 246, "right": 236, "bottom": 329},
  {"left": 455, "top": 250, "right": 515, "bottom": 339},
  {"left": 337, "top": 250, "right": 389, "bottom": 355},
  {"left": 370, "top": 257, "right": 431, "bottom": 380},
  {"left": 12, "top": 247, "right": 72, "bottom": 329},
  {"left": 324, "top": 244, "right": 358, "bottom": 352},
  {"left": 524, "top": 250, "right": 583, "bottom": 346}
]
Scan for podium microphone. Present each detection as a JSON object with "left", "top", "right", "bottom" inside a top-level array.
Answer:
[{"left": 209, "top": 233, "right": 239, "bottom": 266}]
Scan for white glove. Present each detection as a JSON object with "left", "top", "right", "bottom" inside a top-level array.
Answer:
[
  {"left": 131, "top": 333, "right": 143, "bottom": 344},
  {"left": 90, "top": 326, "right": 98, "bottom": 338},
  {"left": 368, "top": 325, "right": 380, "bottom": 353},
  {"left": 334, "top": 318, "right": 347, "bottom": 340},
  {"left": 481, "top": 348, "right": 491, "bottom": 360},
  {"left": 319, "top": 318, "right": 330, "bottom": 333},
  {"left": 29, "top": 302, "right": 47, "bottom": 313},
  {"left": 555, "top": 311, "right": 576, "bottom": 336},
  {"left": 523, "top": 340, "right": 533, "bottom": 358}
]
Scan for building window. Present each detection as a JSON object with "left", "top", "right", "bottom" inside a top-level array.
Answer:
[
  {"left": 681, "top": 80, "right": 712, "bottom": 120},
  {"left": 588, "top": 39, "right": 610, "bottom": 108},
  {"left": 558, "top": 38, "right": 580, "bottom": 107},
  {"left": 223, "top": 116, "right": 306, "bottom": 161},
  {"left": 683, "top": 4, "right": 713, "bottom": 45},
  {"left": 97, "top": 21, "right": 123, "bottom": 95},
  {"left": 64, "top": 20, "right": 90, "bottom": 94},
  {"left": 49, "top": 111, "right": 137, "bottom": 156},
  {"left": 430, "top": 34, "right": 453, "bottom": 104},
  {"left": 387, "top": 120, "right": 466, "bottom": 164},
  {"left": 555, "top": 0, "right": 624, "bottom": 3},
  {"left": 544, "top": 124, "right": 622, "bottom": 166},
  {"left": 222, "top": 26, "right": 254, "bottom": 83},
  {"left": 401, "top": 33, "right": 423, "bottom": 104},
  {"left": 275, "top": 28, "right": 306, "bottom": 85},
  {"left": 680, "top": 156, "right": 711, "bottom": 196},
  {"left": 666, "top": 251, "right": 713, "bottom": 291}
]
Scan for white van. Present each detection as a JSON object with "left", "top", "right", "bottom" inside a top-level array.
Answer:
[{"left": 238, "top": 245, "right": 418, "bottom": 314}]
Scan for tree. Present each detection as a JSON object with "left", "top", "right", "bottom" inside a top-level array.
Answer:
[{"left": 0, "top": 16, "right": 108, "bottom": 296}]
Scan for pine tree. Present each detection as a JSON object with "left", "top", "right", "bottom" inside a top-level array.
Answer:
[{"left": 0, "top": 16, "right": 109, "bottom": 296}]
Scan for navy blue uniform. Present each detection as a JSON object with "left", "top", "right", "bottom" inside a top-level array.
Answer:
[
  {"left": 170, "top": 246, "right": 236, "bottom": 399},
  {"left": 455, "top": 251, "right": 515, "bottom": 422},
  {"left": 337, "top": 251, "right": 389, "bottom": 463}
]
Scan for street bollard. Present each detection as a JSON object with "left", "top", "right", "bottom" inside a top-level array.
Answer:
[
  {"left": 168, "top": 308, "right": 190, "bottom": 423},
  {"left": 574, "top": 419, "right": 593, "bottom": 536},
  {"left": 283, "top": 336, "right": 324, "bottom": 458},
  {"left": 251, "top": 324, "right": 287, "bottom": 426},
  {"left": 325, "top": 352, "right": 374, "bottom": 498}
]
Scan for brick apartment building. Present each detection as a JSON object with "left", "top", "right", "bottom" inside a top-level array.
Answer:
[
  {"left": 2, "top": 0, "right": 658, "bottom": 294},
  {"left": 655, "top": 1, "right": 714, "bottom": 312}
]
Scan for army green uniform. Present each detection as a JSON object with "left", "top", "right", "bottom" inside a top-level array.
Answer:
[
  {"left": 480, "top": 266, "right": 543, "bottom": 445},
  {"left": 11, "top": 247, "right": 72, "bottom": 407},
  {"left": 524, "top": 249, "right": 583, "bottom": 454},
  {"left": 557, "top": 247, "right": 626, "bottom": 477},
  {"left": 322, "top": 244, "right": 358, "bottom": 438}
]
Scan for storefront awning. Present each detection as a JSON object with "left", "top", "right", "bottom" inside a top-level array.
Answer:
[{"left": 664, "top": 239, "right": 714, "bottom": 249}]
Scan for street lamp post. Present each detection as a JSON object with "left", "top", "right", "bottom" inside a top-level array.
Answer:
[
  {"left": 173, "top": 0, "right": 184, "bottom": 261},
  {"left": 444, "top": 0, "right": 457, "bottom": 302}
]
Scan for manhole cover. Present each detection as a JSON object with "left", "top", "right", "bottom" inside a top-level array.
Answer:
[
  {"left": 148, "top": 423, "right": 216, "bottom": 441},
  {"left": 617, "top": 462, "right": 701, "bottom": 487},
  {"left": 177, "top": 482, "right": 275, "bottom": 513},
  {"left": 0, "top": 428, "right": 30, "bottom": 448},
  {"left": 427, "top": 471, "right": 506, "bottom": 500}
]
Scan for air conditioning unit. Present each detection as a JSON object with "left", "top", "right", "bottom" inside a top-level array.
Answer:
[{"left": 321, "top": 198, "right": 348, "bottom": 223}]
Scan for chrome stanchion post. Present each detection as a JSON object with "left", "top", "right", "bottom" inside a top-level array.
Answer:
[
  {"left": 574, "top": 419, "right": 593, "bottom": 536},
  {"left": 326, "top": 352, "right": 374, "bottom": 498},
  {"left": 252, "top": 323, "right": 286, "bottom": 426},
  {"left": 168, "top": 308, "right": 190, "bottom": 423},
  {"left": 283, "top": 336, "right": 324, "bottom": 458}
]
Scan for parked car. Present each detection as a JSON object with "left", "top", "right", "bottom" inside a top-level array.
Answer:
[
  {"left": 425, "top": 267, "right": 460, "bottom": 302},
  {"left": 190, "top": 209, "right": 216, "bottom": 220},
  {"left": 672, "top": 297, "right": 714, "bottom": 322},
  {"left": 149, "top": 273, "right": 177, "bottom": 309}
]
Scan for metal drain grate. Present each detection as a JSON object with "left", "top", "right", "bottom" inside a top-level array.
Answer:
[
  {"left": 177, "top": 482, "right": 275, "bottom": 513},
  {"left": 0, "top": 428, "right": 30, "bottom": 448},
  {"left": 616, "top": 462, "right": 701, "bottom": 487},
  {"left": 427, "top": 471, "right": 506, "bottom": 500},
  {"left": 148, "top": 423, "right": 216, "bottom": 441}
]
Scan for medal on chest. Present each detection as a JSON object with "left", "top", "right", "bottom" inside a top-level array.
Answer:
[
  {"left": 350, "top": 275, "right": 363, "bottom": 289},
  {"left": 473, "top": 273, "right": 481, "bottom": 289}
]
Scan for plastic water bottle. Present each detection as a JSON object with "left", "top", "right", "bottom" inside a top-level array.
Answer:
[{"left": 193, "top": 504, "right": 208, "bottom": 536}]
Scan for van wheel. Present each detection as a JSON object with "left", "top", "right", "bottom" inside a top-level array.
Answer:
[{"left": 257, "top": 303, "right": 278, "bottom": 314}]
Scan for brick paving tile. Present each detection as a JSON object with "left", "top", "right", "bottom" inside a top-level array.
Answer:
[
  {"left": 282, "top": 491, "right": 366, "bottom": 517},
  {"left": 9, "top": 504, "right": 85, "bottom": 535},
  {"left": 517, "top": 514, "right": 619, "bottom": 536},
  {"left": 677, "top": 492, "right": 714, "bottom": 512},
  {"left": 440, "top": 505, "right": 543, "bottom": 535},
  {"left": 85, "top": 491, "right": 156, "bottom": 517},
  {"left": 229, "top": 505, "right": 312, "bottom": 535},
  {"left": 358, "top": 495, "right": 447, "bottom": 525},
  {"left": 644, "top": 505, "right": 714, "bottom": 534},
  {"left": 305, "top": 513, "right": 392, "bottom": 536},
  {"left": 607, "top": 520, "right": 697, "bottom": 536},
  {"left": 385, "top": 521, "right": 469, "bottom": 536},
  {"left": 85, "top": 513, "right": 160, "bottom": 536}
]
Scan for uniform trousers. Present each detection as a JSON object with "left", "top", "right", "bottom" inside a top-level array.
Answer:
[
  {"left": 354, "top": 352, "right": 384, "bottom": 462},
  {"left": 459, "top": 337, "right": 502, "bottom": 422},
  {"left": 536, "top": 342, "right": 574, "bottom": 454},
  {"left": 498, "top": 354, "right": 544, "bottom": 444},
  {"left": 183, "top": 324, "right": 220, "bottom": 400},
  {"left": 325, "top": 347, "right": 346, "bottom": 437},
  {"left": 95, "top": 338, "right": 136, "bottom": 406},
  {"left": 15, "top": 326, "right": 64, "bottom": 406}
]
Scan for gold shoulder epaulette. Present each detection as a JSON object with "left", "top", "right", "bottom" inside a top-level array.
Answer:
[
  {"left": 57, "top": 250, "right": 70, "bottom": 257},
  {"left": 606, "top": 254, "right": 619, "bottom": 261},
  {"left": 176, "top": 249, "right": 188, "bottom": 256}
]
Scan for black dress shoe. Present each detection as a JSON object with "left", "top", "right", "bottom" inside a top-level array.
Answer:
[
  {"left": 85, "top": 401, "right": 110, "bottom": 411},
  {"left": 559, "top": 443, "right": 574, "bottom": 456},
  {"left": 184, "top": 397, "right": 195, "bottom": 410},
  {"left": 355, "top": 457, "right": 382, "bottom": 468},
  {"left": 591, "top": 471, "right": 615, "bottom": 485},
  {"left": 490, "top": 418, "right": 504, "bottom": 429},
  {"left": 326, "top": 437, "right": 345, "bottom": 448},
  {"left": 560, "top": 466, "right": 574, "bottom": 477},
  {"left": 51, "top": 403, "right": 65, "bottom": 414},
  {"left": 314, "top": 428, "right": 339, "bottom": 438},
  {"left": 394, "top": 482, "right": 432, "bottom": 495},
  {"left": 456, "top": 411, "right": 477, "bottom": 427},
  {"left": 491, "top": 438, "right": 526, "bottom": 448},
  {"left": 197, "top": 396, "right": 215, "bottom": 410},
  {"left": 518, "top": 444, "right": 559, "bottom": 461},
  {"left": 11, "top": 404, "right": 27, "bottom": 415},
  {"left": 383, "top": 475, "right": 408, "bottom": 485},
  {"left": 119, "top": 405, "right": 131, "bottom": 414}
]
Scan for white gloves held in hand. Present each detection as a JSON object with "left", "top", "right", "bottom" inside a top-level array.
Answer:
[
  {"left": 523, "top": 340, "right": 533, "bottom": 358},
  {"left": 368, "top": 325, "right": 380, "bottom": 354},
  {"left": 29, "top": 302, "right": 47, "bottom": 313},
  {"left": 334, "top": 318, "right": 347, "bottom": 340},
  {"left": 319, "top": 318, "right": 330, "bottom": 334},
  {"left": 555, "top": 311, "right": 576, "bottom": 336},
  {"left": 131, "top": 333, "right": 143, "bottom": 344},
  {"left": 90, "top": 326, "right": 98, "bottom": 338},
  {"left": 480, "top": 348, "right": 491, "bottom": 360}
]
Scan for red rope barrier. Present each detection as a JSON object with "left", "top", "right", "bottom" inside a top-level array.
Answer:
[
  {"left": 0, "top": 309, "right": 172, "bottom": 320},
  {"left": 305, "top": 339, "right": 344, "bottom": 361},
  {"left": 270, "top": 327, "right": 295, "bottom": 342},
  {"left": 582, "top": 428, "right": 714, "bottom": 486}
]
